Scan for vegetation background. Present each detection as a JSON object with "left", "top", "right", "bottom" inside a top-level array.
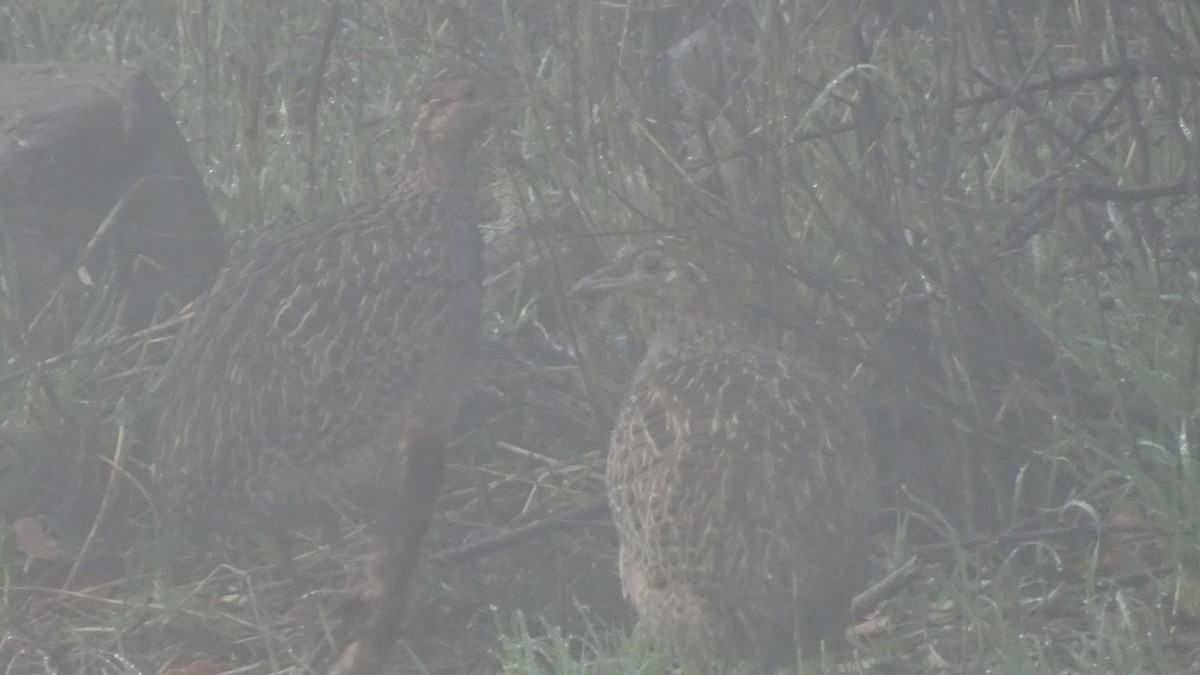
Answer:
[{"left": 2, "top": 0, "right": 1200, "bottom": 673}]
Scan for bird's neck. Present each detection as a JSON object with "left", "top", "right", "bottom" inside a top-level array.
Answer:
[
  {"left": 643, "top": 306, "right": 746, "bottom": 361},
  {"left": 416, "top": 138, "right": 477, "bottom": 180},
  {"left": 386, "top": 149, "right": 478, "bottom": 208},
  {"left": 431, "top": 153, "right": 475, "bottom": 190}
]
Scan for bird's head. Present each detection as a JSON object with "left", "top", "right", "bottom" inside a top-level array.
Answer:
[
  {"left": 568, "top": 235, "right": 721, "bottom": 319},
  {"left": 409, "top": 70, "right": 496, "bottom": 167}
]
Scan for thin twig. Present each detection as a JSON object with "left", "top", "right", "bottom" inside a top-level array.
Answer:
[
  {"left": 0, "top": 309, "right": 192, "bottom": 388},
  {"left": 64, "top": 422, "right": 128, "bottom": 591},
  {"left": 851, "top": 555, "right": 919, "bottom": 617},
  {"left": 437, "top": 497, "right": 608, "bottom": 564}
]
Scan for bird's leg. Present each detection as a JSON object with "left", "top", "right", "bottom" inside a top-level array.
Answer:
[{"left": 326, "top": 433, "right": 446, "bottom": 675}]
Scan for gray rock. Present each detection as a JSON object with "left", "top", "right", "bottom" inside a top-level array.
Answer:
[{"left": 0, "top": 62, "right": 226, "bottom": 352}]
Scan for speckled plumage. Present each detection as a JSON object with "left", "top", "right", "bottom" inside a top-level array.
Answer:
[
  {"left": 571, "top": 237, "right": 878, "bottom": 673},
  {"left": 157, "top": 74, "right": 487, "bottom": 534},
  {"left": 154, "top": 72, "right": 492, "bottom": 675}
]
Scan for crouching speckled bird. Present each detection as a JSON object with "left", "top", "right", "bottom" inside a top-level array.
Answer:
[{"left": 570, "top": 235, "right": 879, "bottom": 673}]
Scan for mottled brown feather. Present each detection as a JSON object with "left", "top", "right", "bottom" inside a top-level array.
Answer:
[
  {"left": 156, "top": 71, "right": 493, "bottom": 675},
  {"left": 571, "top": 236, "right": 878, "bottom": 673},
  {"left": 156, "top": 74, "right": 490, "bottom": 535}
]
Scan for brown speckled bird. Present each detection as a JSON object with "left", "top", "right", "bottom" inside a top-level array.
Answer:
[
  {"left": 570, "top": 236, "right": 878, "bottom": 673},
  {"left": 155, "top": 70, "right": 493, "bottom": 674}
]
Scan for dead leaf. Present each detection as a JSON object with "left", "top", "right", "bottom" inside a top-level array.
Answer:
[
  {"left": 850, "top": 613, "right": 890, "bottom": 637},
  {"left": 1098, "top": 505, "right": 1163, "bottom": 576},
  {"left": 12, "top": 517, "right": 64, "bottom": 560}
]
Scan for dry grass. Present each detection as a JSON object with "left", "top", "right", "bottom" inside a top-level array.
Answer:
[{"left": 2, "top": 0, "right": 1200, "bottom": 673}]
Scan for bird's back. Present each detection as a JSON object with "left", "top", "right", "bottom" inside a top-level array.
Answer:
[
  {"left": 157, "top": 165, "right": 483, "bottom": 532},
  {"left": 609, "top": 338, "right": 877, "bottom": 668}
]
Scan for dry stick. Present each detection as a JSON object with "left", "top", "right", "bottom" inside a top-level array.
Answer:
[
  {"left": 687, "top": 59, "right": 1171, "bottom": 176},
  {"left": 433, "top": 499, "right": 1170, "bottom": 594},
  {"left": 951, "top": 59, "right": 1184, "bottom": 110},
  {"left": 1024, "top": 79, "right": 1132, "bottom": 196},
  {"left": 0, "top": 310, "right": 192, "bottom": 388},
  {"left": 63, "top": 421, "right": 128, "bottom": 591},
  {"left": 985, "top": 74, "right": 1131, "bottom": 251},
  {"left": 849, "top": 522, "right": 1175, "bottom": 615},
  {"left": 851, "top": 555, "right": 918, "bottom": 617},
  {"left": 1075, "top": 180, "right": 1195, "bottom": 203},
  {"left": 436, "top": 497, "right": 608, "bottom": 564},
  {"left": 904, "top": 521, "right": 1166, "bottom": 556},
  {"left": 971, "top": 67, "right": 1115, "bottom": 180}
]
